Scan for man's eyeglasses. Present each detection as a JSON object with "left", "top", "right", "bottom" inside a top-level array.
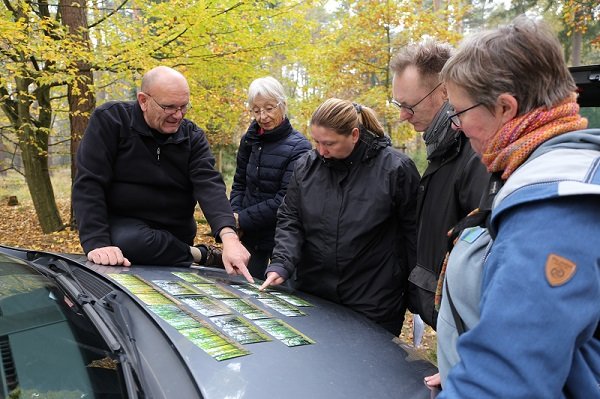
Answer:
[
  {"left": 391, "top": 82, "right": 442, "bottom": 116},
  {"left": 145, "top": 93, "right": 191, "bottom": 115},
  {"left": 251, "top": 102, "right": 281, "bottom": 118},
  {"left": 447, "top": 103, "right": 482, "bottom": 128}
]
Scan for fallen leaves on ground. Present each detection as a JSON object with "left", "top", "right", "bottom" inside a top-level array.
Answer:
[
  {"left": 0, "top": 198, "right": 215, "bottom": 254},
  {"left": 1, "top": 199, "right": 82, "bottom": 253},
  {"left": 400, "top": 312, "right": 438, "bottom": 365}
]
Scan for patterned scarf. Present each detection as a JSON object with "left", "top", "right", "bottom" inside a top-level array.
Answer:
[{"left": 482, "top": 93, "right": 588, "bottom": 179}]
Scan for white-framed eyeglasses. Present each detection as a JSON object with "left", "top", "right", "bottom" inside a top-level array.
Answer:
[{"left": 251, "top": 102, "right": 281, "bottom": 118}]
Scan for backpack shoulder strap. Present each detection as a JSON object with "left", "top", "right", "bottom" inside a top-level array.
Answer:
[
  {"left": 445, "top": 281, "right": 466, "bottom": 335},
  {"left": 443, "top": 173, "right": 503, "bottom": 335}
]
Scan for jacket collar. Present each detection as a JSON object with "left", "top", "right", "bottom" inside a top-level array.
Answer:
[
  {"left": 321, "top": 130, "right": 390, "bottom": 170},
  {"left": 361, "top": 129, "right": 391, "bottom": 161},
  {"left": 245, "top": 118, "right": 294, "bottom": 143},
  {"left": 424, "top": 102, "right": 460, "bottom": 160},
  {"left": 428, "top": 130, "right": 466, "bottom": 161}
]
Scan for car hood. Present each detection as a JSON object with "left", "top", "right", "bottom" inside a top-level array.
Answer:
[
  {"left": 101, "top": 265, "right": 436, "bottom": 399},
  {"left": 1, "top": 246, "right": 436, "bottom": 399}
]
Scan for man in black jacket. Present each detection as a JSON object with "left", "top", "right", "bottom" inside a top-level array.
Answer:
[
  {"left": 72, "top": 66, "right": 252, "bottom": 282},
  {"left": 391, "top": 40, "right": 489, "bottom": 330}
]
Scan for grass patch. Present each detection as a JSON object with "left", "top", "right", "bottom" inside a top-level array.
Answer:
[{"left": 0, "top": 167, "right": 72, "bottom": 204}]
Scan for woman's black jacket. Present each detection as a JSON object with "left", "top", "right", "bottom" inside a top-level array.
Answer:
[{"left": 267, "top": 133, "right": 420, "bottom": 325}]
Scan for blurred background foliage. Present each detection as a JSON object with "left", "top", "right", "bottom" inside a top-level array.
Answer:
[{"left": 0, "top": 0, "right": 598, "bottom": 230}]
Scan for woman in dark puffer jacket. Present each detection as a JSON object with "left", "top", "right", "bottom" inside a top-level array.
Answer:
[{"left": 230, "top": 76, "right": 312, "bottom": 278}]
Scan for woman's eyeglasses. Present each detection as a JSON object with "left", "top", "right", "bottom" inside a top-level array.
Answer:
[
  {"left": 251, "top": 102, "right": 281, "bottom": 118},
  {"left": 447, "top": 103, "right": 482, "bottom": 128}
]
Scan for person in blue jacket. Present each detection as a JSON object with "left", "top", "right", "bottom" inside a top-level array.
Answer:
[
  {"left": 73, "top": 66, "right": 252, "bottom": 282},
  {"left": 230, "top": 77, "right": 311, "bottom": 278},
  {"left": 435, "top": 16, "right": 600, "bottom": 398}
]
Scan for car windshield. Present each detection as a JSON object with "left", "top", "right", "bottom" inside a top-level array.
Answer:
[{"left": 0, "top": 255, "right": 125, "bottom": 398}]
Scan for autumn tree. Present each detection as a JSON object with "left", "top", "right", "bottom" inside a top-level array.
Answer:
[
  {"left": 59, "top": 0, "right": 95, "bottom": 227},
  {"left": 0, "top": 0, "right": 316, "bottom": 232},
  {"left": 561, "top": 0, "right": 599, "bottom": 65},
  {"left": 285, "top": 0, "right": 465, "bottom": 147},
  {"left": 477, "top": 0, "right": 599, "bottom": 65},
  {"left": 0, "top": 0, "right": 68, "bottom": 233}
]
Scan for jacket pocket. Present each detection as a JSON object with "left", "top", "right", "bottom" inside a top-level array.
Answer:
[{"left": 408, "top": 264, "right": 438, "bottom": 329}]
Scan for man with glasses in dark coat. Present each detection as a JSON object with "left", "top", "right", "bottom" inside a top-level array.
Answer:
[
  {"left": 73, "top": 66, "right": 252, "bottom": 283},
  {"left": 390, "top": 40, "right": 489, "bottom": 336}
]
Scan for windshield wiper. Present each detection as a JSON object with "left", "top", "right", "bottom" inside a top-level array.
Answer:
[
  {"left": 36, "top": 258, "right": 121, "bottom": 352},
  {"left": 54, "top": 274, "right": 145, "bottom": 399},
  {"left": 54, "top": 273, "right": 122, "bottom": 351},
  {"left": 104, "top": 291, "right": 149, "bottom": 399},
  {"left": 39, "top": 258, "right": 146, "bottom": 398}
]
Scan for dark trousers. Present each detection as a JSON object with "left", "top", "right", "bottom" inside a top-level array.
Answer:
[
  {"left": 109, "top": 216, "right": 194, "bottom": 266},
  {"left": 376, "top": 302, "right": 407, "bottom": 336},
  {"left": 247, "top": 248, "right": 272, "bottom": 279},
  {"left": 377, "top": 313, "right": 405, "bottom": 337}
]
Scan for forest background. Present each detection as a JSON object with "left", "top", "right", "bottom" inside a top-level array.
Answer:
[
  {"left": 0, "top": 0, "right": 598, "bottom": 361},
  {"left": 0, "top": 0, "right": 598, "bottom": 234}
]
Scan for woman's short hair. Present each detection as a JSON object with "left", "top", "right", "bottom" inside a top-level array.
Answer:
[
  {"left": 441, "top": 16, "right": 576, "bottom": 115},
  {"left": 247, "top": 76, "right": 288, "bottom": 115},
  {"left": 310, "top": 98, "right": 384, "bottom": 137}
]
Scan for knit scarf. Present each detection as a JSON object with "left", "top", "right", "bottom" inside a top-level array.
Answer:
[{"left": 482, "top": 93, "right": 588, "bottom": 179}]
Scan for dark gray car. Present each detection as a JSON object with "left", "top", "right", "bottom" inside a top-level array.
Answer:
[{"left": 0, "top": 244, "right": 437, "bottom": 399}]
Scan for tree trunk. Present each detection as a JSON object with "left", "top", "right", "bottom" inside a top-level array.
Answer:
[
  {"left": 16, "top": 77, "right": 64, "bottom": 233},
  {"left": 59, "top": 0, "right": 96, "bottom": 228},
  {"left": 571, "top": 30, "right": 582, "bottom": 67}
]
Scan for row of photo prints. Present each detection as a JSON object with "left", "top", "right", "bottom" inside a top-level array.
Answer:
[{"left": 108, "top": 272, "right": 315, "bottom": 361}]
